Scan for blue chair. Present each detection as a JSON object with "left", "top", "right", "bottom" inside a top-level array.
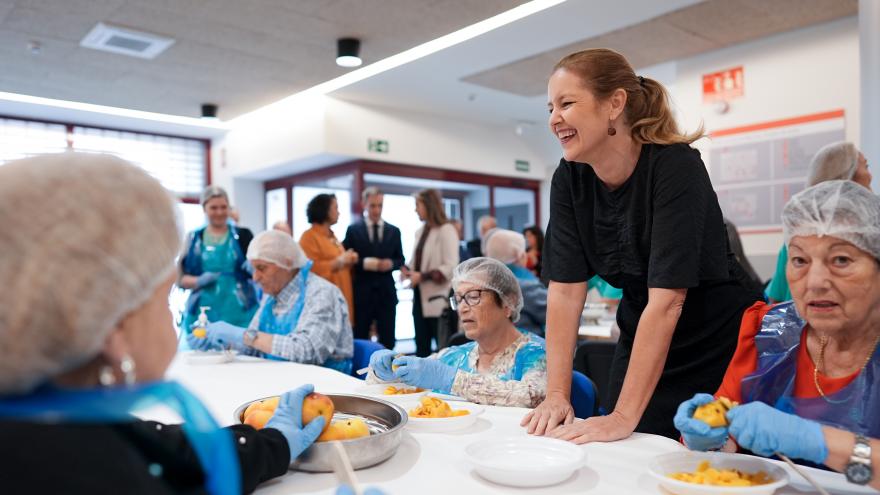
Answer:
[
  {"left": 570, "top": 370, "right": 598, "bottom": 419},
  {"left": 351, "top": 339, "right": 386, "bottom": 380}
]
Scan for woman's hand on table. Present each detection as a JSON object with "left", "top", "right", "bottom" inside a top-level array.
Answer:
[
  {"left": 545, "top": 410, "right": 637, "bottom": 444},
  {"left": 520, "top": 393, "right": 574, "bottom": 435}
]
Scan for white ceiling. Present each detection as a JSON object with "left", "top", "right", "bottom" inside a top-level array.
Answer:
[{"left": 0, "top": 0, "right": 526, "bottom": 119}]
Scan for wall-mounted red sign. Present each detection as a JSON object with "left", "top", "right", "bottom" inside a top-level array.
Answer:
[{"left": 703, "top": 66, "right": 744, "bottom": 103}]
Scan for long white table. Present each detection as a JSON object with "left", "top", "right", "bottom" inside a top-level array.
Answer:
[{"left": 160, "top": 354, "right": 861, "bottom": 495}]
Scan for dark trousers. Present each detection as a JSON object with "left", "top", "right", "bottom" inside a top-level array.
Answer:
[
  {"left": 412, "top": 287, "right": 438, "bottom": 357},
  {"left": 354, "top": 288, "right": 397, "bottom": 350}
]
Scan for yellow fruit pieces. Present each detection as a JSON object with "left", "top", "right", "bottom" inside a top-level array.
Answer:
[
  {"left": 669, "top": 460, "right": 773, "bottom": 486},
  {"left": 242, "top": 396, "right": 280, "bottom": 429},
  {"left": 383, "top": 385, "right": 424, "bottom": 395},
  {"left": 693, "top": 397, "right": 737, "bottom": 428},
  {"left": 391, "top": 353, "right": 404, "bottom": 372},
  {"left": 192, "top": 328, "right": 207, "bottom": 338},
  {"left": 316, "top": 418, "right": 370, "bottom": 442},
  {"left": 408, "top": 397, "right": 470, "bottom": 418}
]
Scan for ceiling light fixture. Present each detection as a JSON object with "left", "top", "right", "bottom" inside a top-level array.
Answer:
[
  {"left": 201, "top": 103, "right": 219, "bottom": 120},
  {"left": 336, "top": 38, "right": 362, "bottom": 67},
  {"left": 232, "top": 0, "right": 566, "bottom": 125}
]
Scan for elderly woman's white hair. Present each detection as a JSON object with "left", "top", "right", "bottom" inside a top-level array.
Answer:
[
  {"left": 452, "top": 257, "right": 524, "bottom": 322},
  {"left": 783, "top": 180, "right": 880, "bottom": 260},
  {"left": 484, "top": 229, "right": 527, "bottom": 265},
  {"left": 0, "top": 153, "right": 181, "bottom": 394},
  {"left": 247, "top": 230, "right": 309, "bottom": 270},
  {"left": 806, "top": 141, "right": 860, "bottom": 186}
]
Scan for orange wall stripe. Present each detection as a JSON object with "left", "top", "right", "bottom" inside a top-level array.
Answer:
[{"left": 710, "top": 109, "right": 845, "bottom": 138}]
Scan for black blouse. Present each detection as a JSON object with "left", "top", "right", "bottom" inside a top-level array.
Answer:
[
  {"left": 544, "top": 143, "right": 760, "bottom": 437},
  {"left": 0, "top": 419, "right": 290, "bottom": 494}
]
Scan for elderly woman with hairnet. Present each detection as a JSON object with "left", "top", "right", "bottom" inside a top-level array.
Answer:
[
  {"left": 766, "top": 141, "right": 873, "bottom": 303},
  {"left": 0, "top": 154, "right": 342, "bottom": 494},
  {"left": 676, "top": 181, "right": 880, "bottom": 490},
  {"left": 368, "top": 258, "right": 547, "bottom": 408},
  {"left": 189, "top": 230, "right": 354, "bottom": 374}
]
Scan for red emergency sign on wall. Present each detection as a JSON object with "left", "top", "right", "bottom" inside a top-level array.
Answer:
[{"left": 703, "top": 66, "right": 744, "bottom": 103}]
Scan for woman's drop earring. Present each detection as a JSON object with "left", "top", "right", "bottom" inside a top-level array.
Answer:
[{"left": 607, "top": 117, "right": 617, "bottom": 136}]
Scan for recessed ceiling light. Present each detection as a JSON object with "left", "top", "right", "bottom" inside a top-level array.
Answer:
[{"left": 336, "top": 38, "right": 362, "bottom": 68}]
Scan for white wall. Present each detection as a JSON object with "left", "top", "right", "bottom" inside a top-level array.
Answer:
[
  {"left": 323, "top": 98, "right": 550, "bottom": 181},
  {"left": 670, "top": 16, "right": 859, "bottom": 278}
]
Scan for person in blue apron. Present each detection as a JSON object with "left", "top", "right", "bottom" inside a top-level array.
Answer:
[
  {"left": 178, "top": 186, "right": 258, "bottom": 338},
  {"left": 676, "top": 181, "right": 880, "bottom": 490},
  {"left": 0, "top": 154, "right": 334, "bottom": 494},
  {"left": 369, "top": 258, "right": 547, "bottom": 408},
  {"left": 483, "top": 229, "right": 548, "bottom": 337},
  {"left": 190, "top": 230, "right": 354, "bottom": 374}
]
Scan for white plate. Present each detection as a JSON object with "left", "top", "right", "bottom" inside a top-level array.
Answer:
[
  {"left": 405, "top": 402, "right": 484, "bottom": 432},
  {"left": 648, "top": 452, "right": 789, "bottom": 495},
  {"left": 464, "top": 436, "right": 585, "bottom": 487},
  {"left": 352, "top": 383, "right": 428, "bottom": 405},
  {"left": 427, "top": 392, "right": 467, "bottom": 402},
  {"left": 184, "top": 350, "right": 237, "bottom": 365}
]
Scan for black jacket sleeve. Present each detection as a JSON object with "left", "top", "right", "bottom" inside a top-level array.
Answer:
[
  {"left": 389, "top": 226, "right": 405, "bottom": 270},
  {"left": 128, "top": 421, "right": 291, "bottom": 494}
]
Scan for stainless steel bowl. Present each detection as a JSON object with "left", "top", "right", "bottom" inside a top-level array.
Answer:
[{"left": 233, "top": 393, "right": 407, "bottom": 472}]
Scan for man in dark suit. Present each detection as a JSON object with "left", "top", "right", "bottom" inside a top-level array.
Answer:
[{"left": 343, "top": 187, "right": 405, "bottom": 349}]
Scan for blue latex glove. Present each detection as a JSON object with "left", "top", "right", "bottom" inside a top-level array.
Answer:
[
  {"left": 727, "top": 401, "right": 828, "bottom": 464},
  {"left": 336, "top": 485, "right": 386, "bottom": 495},
  {"left": 674, "top": 393, "right": 729, "bottom": 451},
  {"left": 185, "top": 331, "right": 215, "bottom": 351},
  {"left": 205, "top": 321, "right": 247, "bottom": 350},
  {"left": 196, "top": 271, "right": 221, "bottom": 289},
  {"left": 369, "top": 350, "right": 397, "bottom": 381},
  {"left": 265, "top": 384, "right": 326, "bottom": 460},
  {"left": 392, "top": 356, "right": 457, "bottom": 393}
]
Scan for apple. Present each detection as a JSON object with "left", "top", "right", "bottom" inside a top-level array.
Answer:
[
  {"left": 316, "top": 421, "right": 346, "bottom": 442},
  {"left": 243, "top": 409, "right": 273, "bottom": 430},
  {"left": 302, "top": 392, "right": 334, "bottom": 433}
]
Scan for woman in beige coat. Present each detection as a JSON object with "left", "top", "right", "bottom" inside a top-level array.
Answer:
[{"left": 401, "top": 189, "right": 460, "bottom": 356}]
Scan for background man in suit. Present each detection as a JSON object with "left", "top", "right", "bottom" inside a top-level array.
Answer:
[{"left": 343, "top": 187, "right": 405, "bottom": 349}]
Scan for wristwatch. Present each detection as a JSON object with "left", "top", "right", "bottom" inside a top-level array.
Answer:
[
  {"left": 243, "top": 328, "right": 258, "bottom": 346},
  {"left": 845, "top": 434, "right": 873, "bottom": 485}
]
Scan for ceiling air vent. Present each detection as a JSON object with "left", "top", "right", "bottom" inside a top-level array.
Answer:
[{"left": 80, "top": 22, "right": 175, "bottom": 59}]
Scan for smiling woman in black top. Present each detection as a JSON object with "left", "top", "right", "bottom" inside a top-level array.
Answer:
[{"left": 522, "top": 49, "right": 760, "bottom": 441}]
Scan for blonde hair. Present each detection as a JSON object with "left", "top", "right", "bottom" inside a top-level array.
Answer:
[{"left": 553, "top": 48, "right": 703, "bottom": 145}]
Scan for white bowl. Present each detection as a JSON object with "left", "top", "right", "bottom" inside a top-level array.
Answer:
[
  {"left": 464, "top": 436, "right": 585, "bottom": 487},
  {"left": 352, "top": 383, "right": 427, "bottom": 406},
  {"left": 648, "top": 452, "right": 789, "bottom": 495},
  {"left": 405, "top": 402, "right": 484, "bottom": 432}
]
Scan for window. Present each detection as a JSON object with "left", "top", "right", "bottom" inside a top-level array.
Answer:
[
  {"left": 72, "top": 126, "right": 206, "bottom": 199},
  {"left": 0, "top": 118, "right": 68, "bottom": 164},
  {"left": 265, "top": 188, "right": 288, "bottom": 231},
  {"left": 0, "top": 116, "right": 208, "bottom": 201}
]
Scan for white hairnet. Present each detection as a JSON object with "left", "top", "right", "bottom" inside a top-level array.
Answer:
[
  {"left": 484, "top": 229, "right": 527, "bottom": 265},
  {"left": 452, "top": 257, "right": 524, "bottom": 322},
  {"left": 247, "top": 230, "right": 308, "bottom": 270},
  {"left": 807, "top": 141, "right": 859, "bottom": 186},
  {"left": 783, "top": 180, "right": 880, "bottom": 260},
  {"left": 0, "top": 153, "right": 181, "bottom": 394}
]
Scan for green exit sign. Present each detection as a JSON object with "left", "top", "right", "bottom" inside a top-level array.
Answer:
[
  {"left": 515, "top": 159, "right": 530, "bottom": 172},
  {"left": 368, "top": 138, "right": 389, "bottom": 153}
]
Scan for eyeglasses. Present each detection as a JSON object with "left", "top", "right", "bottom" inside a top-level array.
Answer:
[{"left": 449, "top": 289, "right": 489, "bottom": 310}]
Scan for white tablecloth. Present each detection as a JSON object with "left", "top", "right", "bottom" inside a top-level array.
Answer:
[{"left": 158, "top": 354, "right": 860, "bottom": 495}]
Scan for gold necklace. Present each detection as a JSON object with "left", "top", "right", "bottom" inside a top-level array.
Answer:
[{"left": 813, "top": 332, "right": 880, "bottom": 403}]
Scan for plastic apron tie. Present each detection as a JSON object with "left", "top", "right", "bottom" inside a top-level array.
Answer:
[
  {"left": 0, "top": 380, "right": 240, "bottom": 495},
  {"left": 741, "top": 301, "right": 880, "bottom": 438}
]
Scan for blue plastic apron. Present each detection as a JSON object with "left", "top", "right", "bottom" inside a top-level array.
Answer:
[
  {"left": 741, "top": 301, "right": 880, "bottom": 437},
  {"left": 257, "top": 262, "right": 352, "bottom": 374},
  {"left": 0, "top": 380, "right": 240, "bottom": 495}
]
